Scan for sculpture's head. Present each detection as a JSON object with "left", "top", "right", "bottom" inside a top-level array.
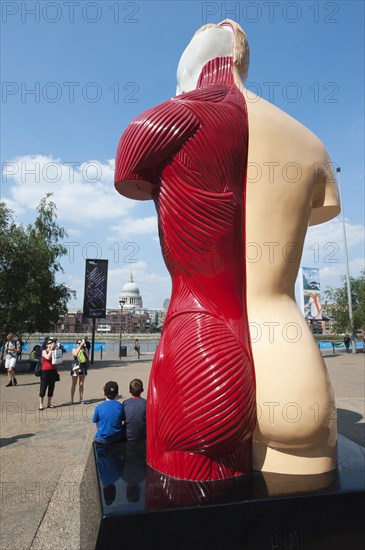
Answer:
[{"left": 176, "top": 19, "right": 249, "bottom": 95}]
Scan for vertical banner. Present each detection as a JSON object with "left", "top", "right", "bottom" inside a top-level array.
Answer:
[
  {"left": 83, "top": 259, "right": 108, "bottom": 318},
  {"left": 302, "top": 267, "right": 322, "bottom": 320}
]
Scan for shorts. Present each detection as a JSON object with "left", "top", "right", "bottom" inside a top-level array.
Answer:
[
  {"left": 5, "top": 356, "right": 16, "bottom": 369},
  {"left": 70, "top": 363, "right": 88, "bottom": 376}
]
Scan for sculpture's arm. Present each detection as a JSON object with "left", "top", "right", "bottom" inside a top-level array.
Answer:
[
  {"left": 115, "top": 99, "right": 200, "bottom": 200},
  {"left": 309, "top": 147, "right": 341, "bottom": 226}
]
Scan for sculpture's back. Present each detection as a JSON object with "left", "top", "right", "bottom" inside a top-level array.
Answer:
[{"left": 115, "top": 56, "right": 256, "bottom": 481}]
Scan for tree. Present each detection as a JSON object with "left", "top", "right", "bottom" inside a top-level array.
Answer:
[
  {"left": 0, "top": 194, "right": 76, "bottom": 339},
  {"left": 323, "top": 271, "right": 365, "bottom": 334}
]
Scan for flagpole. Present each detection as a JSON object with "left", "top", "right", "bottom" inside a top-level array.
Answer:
[{"left": 336, "top": 167, "right": 356, "bottom": 354}]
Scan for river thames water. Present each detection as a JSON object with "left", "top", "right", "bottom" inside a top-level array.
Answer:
[
  {"left": 19, "top": 337, "right": 365, "bottom": 356},
  {"left": 23, "top": 337, "right": 161, "bottom": 355}
]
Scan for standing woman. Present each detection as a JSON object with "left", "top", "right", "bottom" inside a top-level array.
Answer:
[
  {"left": 39, "top": 339, "right": 58, "bottom": 410},
  {"left": 71, "top": 338, "right": 89, "bottom": 404}
]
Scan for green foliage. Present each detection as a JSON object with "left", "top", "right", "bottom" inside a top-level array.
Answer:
[
  {"left": 0, "top": 195, "right": 76, "bottom": 339},
  {"left": 323, "top": 271, "right": 365, "bottom": 334},
  {"left": 313, "top": 334, "right": 342, "bottom": 341}
]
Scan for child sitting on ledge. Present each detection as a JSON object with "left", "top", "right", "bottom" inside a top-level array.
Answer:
[
  {"left": 92, "top": 381, "right": 125, "bottom": 444},
  {"left": 123, "top": 378, "right": 146, "bottom": 441}
]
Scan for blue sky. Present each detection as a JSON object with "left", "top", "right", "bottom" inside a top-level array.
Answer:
[{"left": 1, "top": 0, "right": 364, "bottom": 309}]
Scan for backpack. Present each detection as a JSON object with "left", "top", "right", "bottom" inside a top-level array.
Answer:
[
  {"left": 5, "top": 340, "right": 18, "bottom": 359},
  {"left": 15, "top": 340, "right": 22, "bottom": 358}
]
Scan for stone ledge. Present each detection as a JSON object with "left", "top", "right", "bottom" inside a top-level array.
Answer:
[{"left": 30, "top": 424, "right": 100, "bottom": 550}]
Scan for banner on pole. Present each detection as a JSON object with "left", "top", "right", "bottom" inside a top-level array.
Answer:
[
  {"left": 83, "top": 259, "right": 108, "bottom": 318},
  {"left": 301, "top": 267, "right": 322, "bottom": 320}
]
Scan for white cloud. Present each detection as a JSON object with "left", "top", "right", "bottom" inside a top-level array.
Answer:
[
  {"left": 109, "top": 216, "right": 158, "bottom": 238},
  {"left": 1, "top": 196, "right": 26, "bottom": 217},
  {"left": 304, "top": 218, "right": 364, "bottom": 254},
  {"left": 319, "top": 257, "right": 364, "bottom": 286},
  {"left": 2, "top": 154, "right": 135, "bottom": 225},
  {"left": 302, "top": 218, "right": 364, "bottom": 272},
  {"left": 350, "top": 257, "right": 365, "bottom": 273}
]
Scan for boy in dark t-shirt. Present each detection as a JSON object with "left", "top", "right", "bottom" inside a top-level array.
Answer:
[
  {"left": 123, "top": 379, "right": 146, "bottom": 441},
  {"left": 93, "top": 381, "right": 125, "bottom": 443}
]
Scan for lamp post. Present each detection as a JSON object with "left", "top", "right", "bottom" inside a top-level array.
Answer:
[
  {"left": 336, "top": 167, "right": 356, "bottom": 354},
  {"left": 118, "top": 298, "right": 126, "bottom": 359}
]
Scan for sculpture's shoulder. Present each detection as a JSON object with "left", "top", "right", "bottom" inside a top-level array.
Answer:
[
  {"left": 174, "top": 85, "right": 231, "bottom": 105},
  {"left": 130, "top": 95, "right": 198, "bottom": 129},
  {"left": 244, "top": 91, "right": 340, "bottom": 225},
  {"left": 115, "top": 96, "right": 200, "bottom": 200},
  {"left": 246, "top": 92, "right": 326, "bottom": 155}
]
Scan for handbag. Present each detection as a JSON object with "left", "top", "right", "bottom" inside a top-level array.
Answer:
[
  {"left": 55, "top": 371, "right": 60, "bottom": 382},
  {"left": 51, "top": 349, "right": 63, "bottom": 365},
  {"left": 72, "top": 359, "right": 81, "bottom": 375}
]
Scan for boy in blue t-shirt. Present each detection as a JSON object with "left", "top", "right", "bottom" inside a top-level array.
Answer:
[{"left": 92, "top": 381, "right": 125, "bottom": 443}]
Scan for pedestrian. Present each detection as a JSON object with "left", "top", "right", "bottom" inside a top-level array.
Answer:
[
  {"left": 41, "top": 335, "right": 49, "bottom": 350},
  {"left": 4, "top": 333, "right": 20, "bottom": 387},
  {"left": 17, "top": 337, "right": 24, "bottom": 360},
  {"left": 123, "top": 379, "right": 146, "bottom": 441},
  {"left": 133, "top": 338, "right": 141, "bottom": 359},
  {"left": 39, "top": 339, "right": 59, "bottom": 409},
  {"left": 85, "top": 337, "right": 91, "bottom": 353},
  {"left": 29, "top": 345, "right": 41, "bottom": 372},
  {"left": 70, "top": 338, "right": 89, "bottom": 404},
  {"left": 344, "top": 334, "right": 351, "bottom": 353},
  {"left": 92, "top": 381, "right": 125, "bottom": 444}
]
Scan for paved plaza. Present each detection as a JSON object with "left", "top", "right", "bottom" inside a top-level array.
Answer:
[{"left": 0, "top": 350, "right": 364, "bottom": 549}]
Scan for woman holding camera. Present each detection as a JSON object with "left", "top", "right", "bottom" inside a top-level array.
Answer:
[
  {"left": 39, "top": 339, "right": 58, "bottom": 410},
  {"left": 70, "top": 339, "right": 89, "bottom": 404}
]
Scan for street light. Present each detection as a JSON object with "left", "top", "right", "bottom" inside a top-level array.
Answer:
[
  {"left": 118, "top": 298, "right": 126, "bottom": 359},
  {"left": 336, "top": 167, "right": 356, "bottom": 354}
]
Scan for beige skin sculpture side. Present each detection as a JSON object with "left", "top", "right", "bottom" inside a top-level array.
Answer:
[{"left": 177, "top": 20, "right": 340, "bottom": 475}]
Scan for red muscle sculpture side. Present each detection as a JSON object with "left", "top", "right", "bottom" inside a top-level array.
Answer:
[{"left": 115, "top": 57, "right": 256, "bottom": 481}]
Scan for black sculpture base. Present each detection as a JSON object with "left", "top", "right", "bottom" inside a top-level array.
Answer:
[{"left": 88, "top": 436, "right": 365, "bottom": 550}]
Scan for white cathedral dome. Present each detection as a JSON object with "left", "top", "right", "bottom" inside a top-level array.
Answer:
[{"left": 119, "top": 272, "right": 143, "bottom": 310}]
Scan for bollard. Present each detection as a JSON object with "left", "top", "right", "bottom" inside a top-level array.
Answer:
[{"left": 100, "top": 348, "right": 103, "bottom": 360}]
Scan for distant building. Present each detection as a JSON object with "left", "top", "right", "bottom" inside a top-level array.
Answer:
[
  {"left": 163, "top": 298, "right": 170, "bottom": 311},
  {"left": 57, "top": 272, "right": 167, "bottom": 334},
  {"left": 59, "top": 308, "right": 152, "bottom": 335},
  {"left": 119, "top": 271, "right": 143, "bottom": 310}
]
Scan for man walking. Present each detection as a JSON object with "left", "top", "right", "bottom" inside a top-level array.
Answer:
[{"left": 344, "top": 334, "right": 351, "bottom": 353}]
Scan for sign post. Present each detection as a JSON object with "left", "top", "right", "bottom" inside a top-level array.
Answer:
[{"left": 82, "top": 259, "right": 108, "bottom": 364}]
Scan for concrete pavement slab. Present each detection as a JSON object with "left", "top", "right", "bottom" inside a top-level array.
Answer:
[
  {"left": 0, "top": 351, "right": 364, "bottom": 549},
  {"left": 0, "top": 355, "right": 152, "bottom": 550}
]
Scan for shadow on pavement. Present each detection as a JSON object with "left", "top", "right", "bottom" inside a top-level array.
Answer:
[
  {"left": 15, "top": 381, "right": 41, "bottom": 387},
  {"left": 0, "top": 433, "right": 35, "bottom": 447},
  {"left": 337, "top": 408, "right": 365, "bottom": 448},
  {"left": 88, "top": 359, "right": 153, "bottom": 369},
  {"left": 54, "top": 398, "right": 105, "bottom": 408}
]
